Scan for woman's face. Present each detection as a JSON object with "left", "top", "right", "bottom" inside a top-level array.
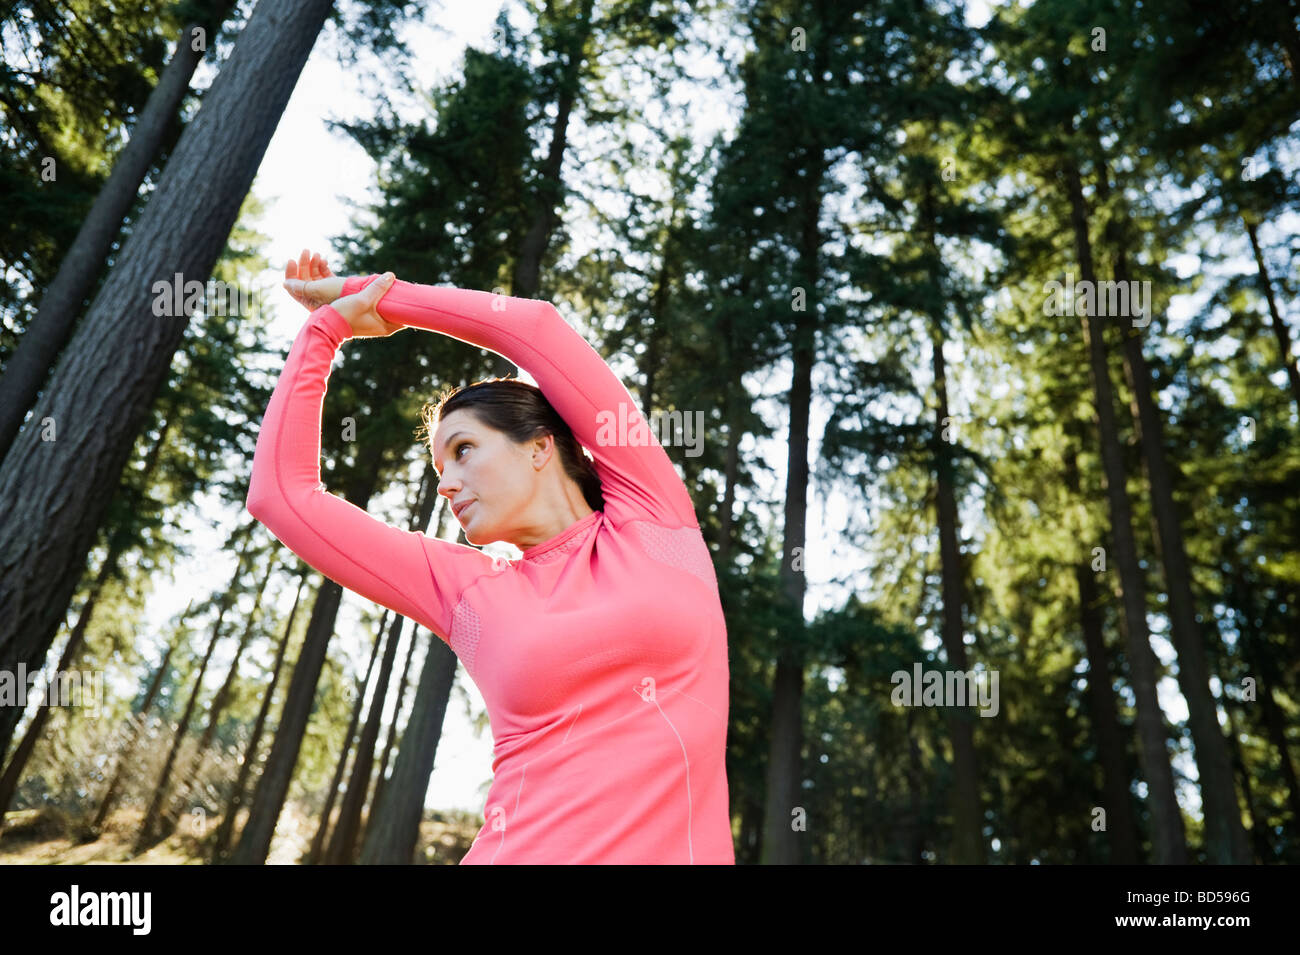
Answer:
[{"left": 432, "top": 408, "right": 537, "bottom": 547}]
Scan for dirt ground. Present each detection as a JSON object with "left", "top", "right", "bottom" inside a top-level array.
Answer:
[{"left": 0, "top": 805, "right": 476, "bottom": 865}]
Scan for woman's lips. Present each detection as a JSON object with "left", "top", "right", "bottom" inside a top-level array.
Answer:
[{"left": 456, "top": 500, "right": 474, "bottom": 520}]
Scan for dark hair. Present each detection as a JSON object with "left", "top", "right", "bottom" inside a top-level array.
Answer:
[{"left": 418, "top": 377, "right": 605, "bottom": 513}]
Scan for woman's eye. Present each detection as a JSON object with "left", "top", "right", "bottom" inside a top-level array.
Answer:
[{"left": 456, "top": 443, "right": 469, "bottom": 458}]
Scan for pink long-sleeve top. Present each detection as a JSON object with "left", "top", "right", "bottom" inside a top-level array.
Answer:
[{"left": 246, "top": 274, "right": 734, "bottom": 864}]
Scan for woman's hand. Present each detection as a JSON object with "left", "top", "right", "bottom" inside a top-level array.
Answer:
[
  {"left": 283, "top": 248, "right": 402, "bottom": 338},
  {"left": 283, "top": 249, "right": 344, "bottom": 311},
  {"left": 330, "top": 272, "right": 402, "bottom": 338}
]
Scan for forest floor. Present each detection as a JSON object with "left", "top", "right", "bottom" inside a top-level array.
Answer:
[{"left": 0, "top": 804, "right": 478, "bottom": 864}]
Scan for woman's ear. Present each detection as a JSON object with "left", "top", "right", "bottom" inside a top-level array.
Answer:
[{"left": 530, "top": 433, "right": 555, "bottom": 469}]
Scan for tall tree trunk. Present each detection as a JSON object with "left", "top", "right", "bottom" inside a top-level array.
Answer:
[
  {"left": 1228, "top": 558, "right": 1300, "bottom": 840},
  {"left": 0, "top": 402, "right": 177, "bottom": 767},
  {"left": 1242, "top": 216, "right": 1300, "bottom": 410},
  {"left": 510, "top": 0, "right": 595, "bottom": 300},
  {"left": 1061, "top": 154, "right": 1188, "bottom": 863},
  {"left": 928, "top": 327, "right": 984, "bottom": 863},
  {"left": 227, "top": 470, "right": 378, "bottom": 864},
  {"left": 1063, "top": 437, "right": 1141, "bottom": 863},
  {"left": 307, "top": 610, "right": 387, "bottom": 865},
  {"left": 1113, "top": 279, "right": 1252, "bottom": 864},
  {"left": 357, "top": 633, "right": 457, "bottom": 864},
  {"left": 135, "top": 528, "right": 254, "bottom": 851},
  {"left": 759, "top": 305, "right": 813, "bottom": 866},
  {"left": 0, "top": 0, "right": 238, "bottom": 462},
  {"left": 0, "top": 556, "right": 109, "bottom": 817},
  {"left": 921, "top": 170, "right": 985, "bottom": 863},
  {"left": 371, "top": 598, "right": 422, "bottom": 816},
  {"left": 0, "top": 0, "right": 339, "bottom": 758},
  {"left": 760, "top": 120, "right": 823, "bottom": 864},
  {"left": 211, "top": 566, "right": 307, "bottom": 863},
  {"left": 0, "top": 534, "right": 129, "bottom": 818},
  {"left": 1097, "top": 157, "right": 1252, "bottom": 863},
  {"left": 325, "top": 613, "right": 406, "bottom": 864},
  {"left": 494, "top": 0, "right": 596, "bottom": 379}
]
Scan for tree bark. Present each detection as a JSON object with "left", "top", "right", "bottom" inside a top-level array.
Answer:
[
  {"left": 1096, "top": 154, "right": 1252, "bottom": 863},
  {"left": 325, "top": 613, "right": 406, "bottom": 864},
  {"left": 0, "top": 550, "right": 114, "bottom": 818},
  {"left": 1063, "top": 437, "right": 1141, "bottom": 863},
  {"left": 307, "top": 609, "right": 386, "bottom": 865},
  {"left": 760, "top": 118, "right": 822, "bottom": 864},
  {"left": 1111, "top": 273, "right": 1252, "bottom": 864},
  {"left": 0, "top": 0, "right": 339, "bottom": 757},
  {"left": 1062, "top": 155, "right": 1188, "bottom": 863},
  {"left": 1242, "top": 216, "right": 1300, "bottom": 410},
  {"left": 759, "top": 310, "right": 813, "bottom": 865},
  {"left": 357, "top": 633, "right": 457, "bottom": 864},
  {"left": 0, "top": 0, "right": 238, "bottom": 462}
]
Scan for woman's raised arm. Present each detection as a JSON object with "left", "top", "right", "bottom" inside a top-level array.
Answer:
[
  {"left": 245, "top": 303, "right": 497, "bottom": 644},
  {"left": 339, "top": 274, "right": 699, "bottom": 530}
]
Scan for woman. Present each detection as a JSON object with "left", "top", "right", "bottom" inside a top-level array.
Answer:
[{"left": 246, "top": 250, "right": 734, "bottom": 864}]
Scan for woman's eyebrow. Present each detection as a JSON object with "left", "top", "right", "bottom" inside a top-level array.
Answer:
[{"left": 433, "top": 430, "right": 470, "bottom": 473}]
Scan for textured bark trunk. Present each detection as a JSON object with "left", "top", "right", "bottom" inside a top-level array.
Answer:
[
  {"left": 307, "top": 610, "right": 386, "bottom": 865},
  {"left": 1243, "top": 217, "right": 1300, "bottom": 410},
  {"left": 1062, "top": 155, "right": 1187, "bottom": 863},
  {"left": 1063, "top": 438, "right": 1141, "bottom": 863},
  {"left": 1096, "top": 152, "right": 1251, "bottom": 863},
  {"left": 760, "top": 123, "right": 821, "bottom": 864},
  {"left": 759, "top": 315, "right": 812, "bottom": 865},
  {"left": 0, "top": 0, "right": 338, "bottom": 757},
  {"left": 324, "top": 613, "right": 405, "bottom": 864},
  {"left": 228, "top": 469, "right": 376, "bottom": 864},
  {"left": 929, "top": 333, "right": 984, "bottom": 864},
  {"left": 357, "top": 634, "right": 457, "bottom": 864},
  {"left": 0, "top": 0, "right": 239, "bottom": 462}
]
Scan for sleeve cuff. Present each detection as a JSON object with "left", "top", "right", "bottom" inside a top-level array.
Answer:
[
  {"left": 342, "top": 274, "right": 380, "bottom": 296},
  {"left": 312, "top": 305, "right": 354, "bottom": 344}
]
